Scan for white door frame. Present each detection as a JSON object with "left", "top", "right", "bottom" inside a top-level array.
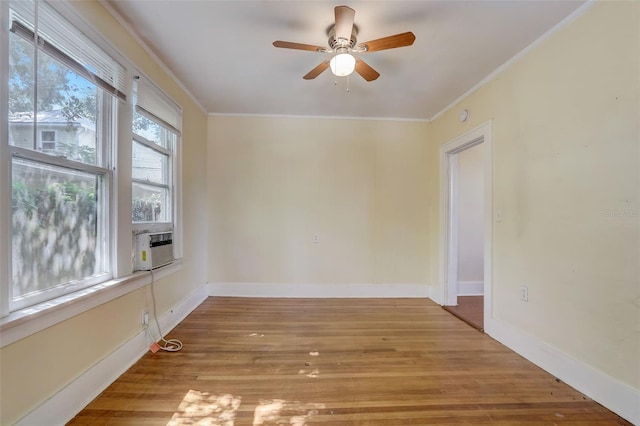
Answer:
[{"left": 439, "top": 121, "right": 493, "bottom": 328}]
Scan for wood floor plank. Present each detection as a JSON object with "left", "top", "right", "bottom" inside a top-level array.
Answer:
[
  {"left": 68, "top": 297, "right": 629, "bottom": 425},
  {"left": 442, "top": 295, "right": 484, "bottom": 331}
]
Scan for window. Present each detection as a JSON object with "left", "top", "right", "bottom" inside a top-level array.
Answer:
[
  {"left": 41, "top": 130, "right": 56, "bottom": 151},
  {"left": 132, "top": 75, "right": 182, "bottom": 232},
  {"left": 5, "top": 0, "right": 127, "bottom": 311}
]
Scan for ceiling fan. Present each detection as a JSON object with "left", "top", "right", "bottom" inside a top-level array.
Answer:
[{"left": 273, "top": 5, "right": 415, "bottom": 82}]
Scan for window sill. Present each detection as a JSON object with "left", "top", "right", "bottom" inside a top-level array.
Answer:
[{"left": 0, "top": 260, "right": 183, "bottom": 348}]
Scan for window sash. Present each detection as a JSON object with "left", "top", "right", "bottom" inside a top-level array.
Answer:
[
  {"left": 10, "top": 19, "right": 126, "bottom": 102},
  {"left": 132, "top": 179, "right": 170, "bottom": 191},
  {"left": 133, "top": 133, "right": 173, "bottom": 157},
  {"left": 132, "top": 76, "right": 178, "bottom": 227},
  {"left": 6, "top": 0, "right": 119, "bottom": 312},
  {"left": 132, "top": 180, "right": 171, "bottom": 224},
  {"left": 131, "top": 133, "right": 173, "bottom": 224},
  {"left": 9, "top": 155, "right": 112, "bottom": 310},
  {"left": 132, "top": 141, "right": 169, "bottom": 186},
  {"left": 11, "top": 145, "right": 110, "bottom": 175}
]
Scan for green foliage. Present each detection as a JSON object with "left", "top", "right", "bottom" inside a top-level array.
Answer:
[
  {"left": 12, "top": 176, "right": 98, "bottom": 297},
  {"left": 57, "top": 142, "right": 97, "bottom": 163},
  {"left": 132, "top": 193, "right": 162, "bottom": 222},
  {"left": 9, "top": 32, "right": 97, "bottom": 123},
  {"left": 133, "top": 112, "right": 165, "bottom": 145},
  {"left": 133, "top": 112, "right": 150, "bottom": 133},
  {"left": 9, "top": 35, "right": 68, "bottom": 113},
  {"left": 61, "top": 90, "right": 97, "bottom": 123}
]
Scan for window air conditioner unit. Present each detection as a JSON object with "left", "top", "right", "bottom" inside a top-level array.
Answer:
[{"left": 135, "top": 232, "right": 174, "bottom": 271}]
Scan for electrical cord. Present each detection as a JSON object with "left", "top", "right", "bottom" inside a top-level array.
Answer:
[{"left": 147, "top": 268, "right": 183, "bottom": 352}]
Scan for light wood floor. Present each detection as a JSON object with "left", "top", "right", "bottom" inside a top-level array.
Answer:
[
  {"left": 442, "top": 296, "right": 484, "bottom": 331},
  {"left": 69, "top": 297, "right": 629, "bottom": 425}
]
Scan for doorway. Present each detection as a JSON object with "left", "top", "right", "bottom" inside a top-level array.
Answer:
[{"left": 439, "top": 121, "right": 493, "bottom": 332}]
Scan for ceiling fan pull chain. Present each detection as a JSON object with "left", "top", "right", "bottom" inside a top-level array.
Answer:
[{"left": 346, "top": 74, "right": 350, "bottom": 93}]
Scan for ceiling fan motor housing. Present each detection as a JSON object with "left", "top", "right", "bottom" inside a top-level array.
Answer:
[{"left": 328, "top": 25, "right": 358, "bottom": 50}]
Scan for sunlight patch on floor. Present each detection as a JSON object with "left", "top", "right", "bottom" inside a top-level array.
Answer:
[
  {"left": 167, "top": 390, "right": 241, "bottom": 426},
  {"left": 298, "top": 368, "right": 320, "bottom": 378},
  {"left": 253, "top": 399, "right": 326, "bottom": 426}
]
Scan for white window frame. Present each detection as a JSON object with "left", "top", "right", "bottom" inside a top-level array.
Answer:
[
  {"left": 1, "top": 0, "right": 12, "bottom": 319},
  {"left": 131, "top": 120, "right": 175, "bottom": 232},
  {"left": 2, "top": 0, "right": 125, "bottom": 313},
  {"left": 0, "top": 0, "right": 184, "bottom": 341},
  {"left": 9, "top": 164, "right": 112, "bottom": 310},
  {"left": 131, "top": 75, "right": 182, "bottom": 244}
]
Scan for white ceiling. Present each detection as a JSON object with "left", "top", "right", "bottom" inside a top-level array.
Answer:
[{"left": 105, "top": 1, "right": 585, "bottom": 121}]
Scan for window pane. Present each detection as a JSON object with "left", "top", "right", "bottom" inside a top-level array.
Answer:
[
  {"left": 8, "top": 32, "right": 35, "bottom": 149},
  {"left": 41, "top": 130, "right": 56, "bottom": 151},
  {"left": 42, "top": 130, "right": 55, "bottom": 141},
  {"left": 132, "top": 182, "right": 170, "bottom": 223},
  {"left": 132, "top": 140, "right": 169, "bottom": 185},
  {"left": 133, "top": 111, "right": 176, "bottom": 149},
  {"left": 11, "top": 158, "right": 107, "bottom": 299},
  {"left": 36, "top": 50, "right": 99, "bottom": 165},
  {"left": 9, "top": 31, "right": 101, "bottom": 165}
]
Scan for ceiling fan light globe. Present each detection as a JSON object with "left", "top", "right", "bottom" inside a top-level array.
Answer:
[{"left": 330, "top": 53, "right": 356, "bottom": 77}]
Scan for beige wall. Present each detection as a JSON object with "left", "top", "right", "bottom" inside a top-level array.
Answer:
[
  {"left": 1, "top": 0, "right": 638, "bottom": 423},
  {"left": 0, "top": 1, "right": 208, "bottom": 424},
  {"left": 206, "top": 1, "right": 639, "bottom": 393},
  {"left": 208, "top": 116, "right": 431, "bottom": 286},
  {"left": 430, "top": 1, "right": 639, "bottom": 388}
]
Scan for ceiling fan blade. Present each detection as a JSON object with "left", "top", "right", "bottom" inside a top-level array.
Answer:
[
  {"left": 355, "top": 57, "right": 380, "bottom": 82},
  {"left": 303, "top": 60, "right": 330, "bottom": 80},
  {"left": 273, "top": 41, "right": 327, "bottom": 52},
  {"left": 334, "top": 5, "right": 355, "bottom": 45},
  {"left": 358, "top": 32, "right": 416, "bottom": 52}
]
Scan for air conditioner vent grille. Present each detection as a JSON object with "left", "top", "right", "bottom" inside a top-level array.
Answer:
[{"left": 135, "top": 232, "right": 174, "bottom": 271}]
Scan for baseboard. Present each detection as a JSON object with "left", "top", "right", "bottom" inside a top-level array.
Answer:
[
  {"left": 428, "top": 284, "right": 444, "bottom": 305},
  {"left": 208, "top": 282, "right": 429, "bottom": 298},
  {"left": 457, "top": 281, "right": 484, "bottom": 296},
  {"left": 15, "top": 285, "right": 209, "bottom": 426},
  {"left": 485, "top": 317, "right": 639, "bottom": 425}
]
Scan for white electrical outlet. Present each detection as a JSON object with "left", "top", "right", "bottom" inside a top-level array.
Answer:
[
  {"left": 313, "top": 235, "right": 320, "bottom": 243},
  {"left": 142, "top": 311, "right": 149, "bottom": 326},
  {"left": 520, "top": 286, "right": 528, "bottom": 302}
]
